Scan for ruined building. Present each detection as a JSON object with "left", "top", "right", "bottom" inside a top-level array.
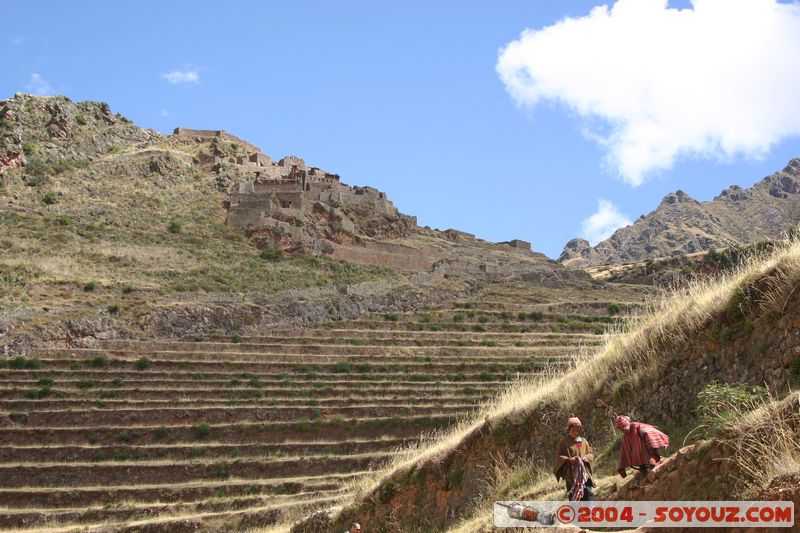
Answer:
[
  {"left": 173, "top": 128, "right": 416, "bottom": 253},
  {"left": 173, "top": 127, "right": 534, "bottom": 261}
]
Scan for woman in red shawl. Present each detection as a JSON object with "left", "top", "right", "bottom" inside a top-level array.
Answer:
[{"left": 615, "top": 415, "right": 670, "bottom": 477}]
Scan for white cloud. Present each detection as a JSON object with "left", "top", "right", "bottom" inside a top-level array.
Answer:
[
  {"left": 161, "top": 68, "right": 200, "bottom": 85},
  {"left": 581, "top": 198, "right": 631, "bottom": 244},
  {"left": 26, "top": 73, "right": 53, "bottom": 95},
  {"left": 497, "top": 0, "right": 800, "bottom": 186}
]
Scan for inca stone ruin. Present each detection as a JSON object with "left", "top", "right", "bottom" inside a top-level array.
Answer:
[{"left": 174, "top": 127, "right": 417, "bottom": 254}]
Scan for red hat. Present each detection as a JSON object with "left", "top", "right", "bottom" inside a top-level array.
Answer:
[
  {"left": 615, "top": 415, "right": 631, "bottom": 429},
  {"left": 566, "top": 417, "right": 582, "bottom": 431}
]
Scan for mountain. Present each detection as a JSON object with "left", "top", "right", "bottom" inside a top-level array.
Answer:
[
  {"left": 0, "top": 93, "right": 579, "bottom": 345},
  {"left": 559, "top": 161, "right": 800, "bottom": 267},
  {"left": 0, "top": 94, "right": 602, "bottom": 531}
]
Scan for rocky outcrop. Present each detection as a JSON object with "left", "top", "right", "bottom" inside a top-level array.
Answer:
[
  {"left": 1, "top": 274, "right": 476, "bottom": 354},
  {"left": 0, "top": 93, "right": 159, "bottom": 170},
  {"left": 757, "top": 472, "right": 800, "bottom": 505},
  {"left": 560, "top": 160, "right": 800, "bottom": 266},
  {"left": 559, "top": 237, "right": 594, "bottom": 268},
  {"left": 1, "top": 317, "right": 129, "bottom": 357}
]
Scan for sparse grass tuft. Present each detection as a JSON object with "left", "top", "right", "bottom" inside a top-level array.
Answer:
[
  {"left": 87, "top": 355, "right": 108, "bottom": 368},
  {"left": 259, "top": 248, "right": 283, "bottom": 261},
  {"left": 790, "top": 356, "right": 800, "bottom": 384},
  {"left": 41, "top": 191, "right": 58, "bottom": 205},
  {"left": 193, "top": 422, "right": 211, "bottom": 439},
  {"left": 8, "top": 357, "right": 42, "bottom": 370},
  {"left": 694, "top": 382, "right": 766, "bottom": 438},
  {"left": 723, "top": 392, "right": 800, "bottom": 498}
]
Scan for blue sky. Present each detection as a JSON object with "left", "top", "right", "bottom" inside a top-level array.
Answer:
[{"left": 3, "top": 0, "right": 800, "bottom": 259}]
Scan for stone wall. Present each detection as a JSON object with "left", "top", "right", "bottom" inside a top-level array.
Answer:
[
  {"left": 339, "top": 188, "right": 395, "bottom": 216},
  {"left": 226, "top": 191, "right": 306, "bottom": 227},
  {"left": 249, "top": 152, "right": 271, "bottom": 166},
  {"left": 613, "top": 441, "right": 737, "bottom": 501},
  {"left": 219, "top": 142, "right": 418, "bottom": 255},
  {"left": 278, "top": 155, "right": 306, "bottom": 170},
  {"left": 252, "top": 180, "right": 302, "bottom": 193},
  {"left": 444, "top": 229, "right": 477, "bottom": 240},
  {"left": 173, "top": 127, "right": 260, "bottom": 154},
  {"left": 330, "top": 242, "right": 439, "bottom": 272},
  {"left": 308, "top": 168, "right": 340, "bottom": 184},
  {"left": 306, "top": 184, "right": 342, "bottom": 204},
  {"left": 173, "top": 127, "right": 222, "bottom": 138},
  {"left": 500, "top": 239, "right": 532, "bottom": 252}
]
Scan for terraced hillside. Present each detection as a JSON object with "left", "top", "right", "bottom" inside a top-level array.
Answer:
[
  {"left": 0, "top": 278, "right": 655, "bottom": 531},
  {"left": 308, "top": 241, "right": 800, "bottom": 533}
]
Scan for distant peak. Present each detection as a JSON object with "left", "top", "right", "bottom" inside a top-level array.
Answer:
[
  {"left": 660, "top": 189, "right": 696, "bottom": 206},
  {"left": 558, "top": 237, "right": 592, "bottom": 265},
  {"left": 782, "top": 158, "right": 800, "bottom": 177},
  {"left": 563, "top": 237, "right": 590, "bottom": 250},
  {"left": 715, "top": 184, "right": 752, "bottom": 202}
]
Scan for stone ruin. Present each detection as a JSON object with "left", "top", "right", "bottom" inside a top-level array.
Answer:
[
  {"left": 173, "top": 127, "right": 417, "bottom": 254},
  {"left": 173, "top": 127, "right": 260, "bottom": 154},
  {"left": 499, "top": 239, "right": 532, "bottom": 252},
  {"left": 173, "top": 127, "right": 533, "bottom": 259},
  {"left": 224, "top": 151, "right": 413, "bottom": 235}
]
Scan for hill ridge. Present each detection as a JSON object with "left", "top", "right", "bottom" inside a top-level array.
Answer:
[{"left": 559, "top": 159, "right": 800, "bottom": 267}]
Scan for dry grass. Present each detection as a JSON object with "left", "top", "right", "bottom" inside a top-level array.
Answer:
[
  {"left": 250, "top": 524, "right": 294, "bottom": 533},
  {"left": 247, "top": 502, "right": 346, "bottom": 533},
  {"left": 443, "top": 509, "right": 493, "bottom": 533},
  {"left": 0, "top": 145, "right": 399, "bottom": 317},
  {"left": 334, "top": 238, "right": 800, "bottom": 519},
  {"left": 15, "top": 490, "right": 344, "bottom": 533},
  {"left": 721, "top": 391, "right": 800, "bottom": 498}
]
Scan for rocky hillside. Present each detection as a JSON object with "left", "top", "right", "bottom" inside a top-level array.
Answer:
[
  {"left": 299, "top": 241, "right": 800, "bottom": 532},
  {"left": 560, "top": 160, "right": 800, "bottom": 267},
  {"left": 0, "top": 94, "right": 157, "bottom": 171},
  {"left": 0, "top": 93, "right": 574, "bottom": 353}
]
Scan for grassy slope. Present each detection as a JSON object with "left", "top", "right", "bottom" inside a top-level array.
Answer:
[
  {"left": 313, "top": 239, "right": 800, "bottom": 532},
  {"left": 1, "top": 95, "right": 560, "bottom": 337},
  {"left": 0, "top": 101, "right": 398, "bottom": 326}
]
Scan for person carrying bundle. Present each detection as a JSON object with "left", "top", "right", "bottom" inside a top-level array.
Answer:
[
  {"left": 615, "top": 415, "right": 669, "bottom": 477},
  {"left": 553, "top": 417, "right": 595, "bottom": 501}
]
